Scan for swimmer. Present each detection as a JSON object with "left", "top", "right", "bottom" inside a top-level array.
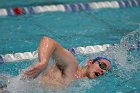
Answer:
[{"left": 24, "top": 36, "right": 111, "bottom": 90}]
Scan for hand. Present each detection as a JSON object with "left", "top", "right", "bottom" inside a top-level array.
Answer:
[{"left": 23, "top": 63, "right": 46, "bottom": 79}]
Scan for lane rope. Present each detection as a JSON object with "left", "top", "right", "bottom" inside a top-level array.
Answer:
[
  {"left": 0, "top": 44, "right": 113, "bottom": 63},
  {"left": 0, "top": 0, "right": 139, "bottom": 16},
  {"left": 0, "top": 40, "right": 139, "bottom": 63}
]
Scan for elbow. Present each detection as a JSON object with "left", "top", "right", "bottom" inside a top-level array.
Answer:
[
  {"left": 42, "top": 36, "right": 48, "bottom": 40},
  {"left": 42, "top": 36, "right": 55, "bottom": 45},
  {"left": 41, "top": 36, "right": 57, "bottom": 52}
]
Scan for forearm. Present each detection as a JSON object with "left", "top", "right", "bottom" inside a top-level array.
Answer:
[
  {"left": 24, "top": 36, "right": 57, "bottom": 78},
  {"left": 37, "top": 36, "right": 57, "bottom": 69}
]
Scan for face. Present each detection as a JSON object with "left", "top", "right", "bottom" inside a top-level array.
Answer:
[{"left": 86, "top": 59, "right": 111, "bottom": 79}]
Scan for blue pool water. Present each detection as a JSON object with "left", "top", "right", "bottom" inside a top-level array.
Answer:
[{"left": 0, "top": 2, "right": 140, "bottom": 93}]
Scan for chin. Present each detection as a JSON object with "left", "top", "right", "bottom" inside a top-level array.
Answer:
[
  {"left": 87, "top": 75, "right": 96, "bottom": 79},
  {"left": 88, "top": 77, "right": 95, "bottom": 79}
]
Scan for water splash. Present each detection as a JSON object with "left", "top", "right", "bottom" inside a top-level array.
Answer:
[
  {"left": 120, "top": 29, "right": 140, "bottom": 51},
  {"left": 120, "top": 29, "right": 140, "bottom": 70},
  {"left": 2, "top": 29, "right": 140, "bottom": 93},
  {"left": 7, "top": 75, "right": 44, "bottom": 93},
  {"left": 75, "top": 29, "right": 140, "bottom": 93}
]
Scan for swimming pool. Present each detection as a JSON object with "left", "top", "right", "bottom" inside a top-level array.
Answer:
[{"left": 0, "top": 0, "right": 140, "bottom": 93}]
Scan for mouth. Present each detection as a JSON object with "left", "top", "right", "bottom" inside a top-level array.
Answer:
[{"left": 95, "top": 72, "right": 100, "bottom": 77}]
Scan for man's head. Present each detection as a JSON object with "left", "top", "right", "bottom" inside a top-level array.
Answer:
[{"left": 86, "top": 57, "right": 111, "bottom": 79}]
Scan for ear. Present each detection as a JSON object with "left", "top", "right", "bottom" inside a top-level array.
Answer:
[{"left": 87, "top": 59, "right": 93, "bottom": 65}]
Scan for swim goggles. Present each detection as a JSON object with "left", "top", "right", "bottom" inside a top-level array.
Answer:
[
  {"left": 88, "top": 59, "right": 107, "bottom": 70},
  {"left": 96, "top": 60, "right": 107, "bottom": 70}
]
